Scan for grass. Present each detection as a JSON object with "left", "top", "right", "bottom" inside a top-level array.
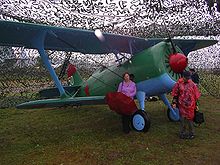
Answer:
[{"left": 0, "top": 95, "right": 220, "bottom": 165}]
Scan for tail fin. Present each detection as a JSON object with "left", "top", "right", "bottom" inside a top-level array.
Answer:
[{"left": 67, "top": 64, "right": 83, "bottom": 86}]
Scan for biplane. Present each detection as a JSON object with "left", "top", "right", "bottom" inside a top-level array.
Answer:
[{"left": 0, "top": 20, "right": 218, "bottom": 132}]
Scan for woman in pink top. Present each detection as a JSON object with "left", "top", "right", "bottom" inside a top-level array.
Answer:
[
  {"left": 117, "top": 72, "right": 137, "bottom": 133},
  {"left": 117, "top": 73, "right": 136, "bottom": 99}
]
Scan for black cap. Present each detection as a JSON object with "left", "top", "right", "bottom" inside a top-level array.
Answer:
[{"left": 182, "top": 71, "right": 191, "bottom": 79}]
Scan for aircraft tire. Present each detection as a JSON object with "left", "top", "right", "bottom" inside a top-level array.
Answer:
[
  {"left": 167, "top": 108, "right": 179, "bottom": 122},
  {"left": 131, "top": 110, "right": 151, "bottom": 132}
]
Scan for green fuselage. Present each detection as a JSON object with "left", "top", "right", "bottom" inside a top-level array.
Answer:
[{"left": 77, "top": 41, "right": 181, "bottom": 97}]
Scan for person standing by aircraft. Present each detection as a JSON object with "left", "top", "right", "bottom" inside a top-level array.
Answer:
[
  {"left": 117, "top": 72, "right": 136, "bottom": 133},
  {"left": 172, "top": 71, "right": 200, "bottom": 139}
]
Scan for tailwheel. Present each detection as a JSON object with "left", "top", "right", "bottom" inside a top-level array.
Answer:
[
  {"left": 167, "top": 108, "right": 180, "bottom": 122},
  {"left": 131, "top": 110, "right": 151, "bottom": 132}
]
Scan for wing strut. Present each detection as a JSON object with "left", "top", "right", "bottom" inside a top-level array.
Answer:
[
  {"left": 129, "top": 40, "right": 133, "bottom": 56},
  {"left": 114, "top": 41, "right": 133, "bottom": 64},
  {"left": 31, "top": 31, "right": 67, "bottom": 98}
]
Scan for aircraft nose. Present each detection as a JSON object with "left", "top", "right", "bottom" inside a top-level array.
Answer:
[{"left": 169, "top": 53, "right": 188, "bottom": 73}]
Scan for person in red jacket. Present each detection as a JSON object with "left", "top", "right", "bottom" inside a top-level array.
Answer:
[{"left": 172, "top": 71, "right": 201, "bottom": 139}]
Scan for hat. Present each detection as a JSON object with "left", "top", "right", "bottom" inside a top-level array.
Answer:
[{"left": 182, "top": 71, "right": 191, "bottom": 79}]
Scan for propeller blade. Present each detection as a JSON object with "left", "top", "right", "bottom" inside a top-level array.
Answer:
[
  {"left": 95, "top": 29, "right": 105, "bottom": 42},
  {"left": 168, "top": 35, "right": 177, "bottom": 54}
]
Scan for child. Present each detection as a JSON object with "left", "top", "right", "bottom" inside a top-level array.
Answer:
[{"left": 172, "top": 71, "right": 200, "bottom": 139}]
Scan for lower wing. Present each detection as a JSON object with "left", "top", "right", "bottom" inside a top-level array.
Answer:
[{"left": 16, "top": 96, "right": 105, "bottom": 109}]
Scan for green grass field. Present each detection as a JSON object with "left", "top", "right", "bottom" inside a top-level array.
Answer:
[{"left": 0, "top": 95, "right": 220, "bottom": 165}]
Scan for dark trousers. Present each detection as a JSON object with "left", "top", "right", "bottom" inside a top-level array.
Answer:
[
  {"left": 180, "top": 116, "right": 195, "bottom": 135},
  {"left": 121, "top": 115, "right": 131, "bottom": 133}
]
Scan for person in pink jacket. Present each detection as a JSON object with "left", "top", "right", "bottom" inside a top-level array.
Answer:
[
  {"left": 172, "top": 71, "right": 201, "bottom": 139},
  {"left": 117, "top": 72, "right": 136, "bottom": 133}
]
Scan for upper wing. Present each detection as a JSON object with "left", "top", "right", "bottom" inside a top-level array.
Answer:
[
  {"left": 171, "top": 39, "right": 218, "bottom": 55},
  {"left": 0, "top": 20, "right": 218, "bottom": 55}
]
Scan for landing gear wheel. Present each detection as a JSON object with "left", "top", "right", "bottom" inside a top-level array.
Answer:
[
  {"left": 167, "top": 108, "right": 179, "bottom": 122},
  {"left": 131, "top": 110, "right": 151, "bottom": 132}
]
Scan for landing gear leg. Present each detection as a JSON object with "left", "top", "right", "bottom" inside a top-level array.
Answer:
[
  {"left": 136, "top": 91, "right": 146, "bottom": 110},
  {"left": 159, "top": 94, "right": 180, "bottom": 121}
]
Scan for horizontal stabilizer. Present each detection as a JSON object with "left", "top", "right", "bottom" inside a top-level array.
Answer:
[{"left": 39, "top": 86, "right": 81, "bottom": 99}]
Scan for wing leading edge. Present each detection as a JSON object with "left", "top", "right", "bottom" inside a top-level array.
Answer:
[{"left": 0, "top": 20, "right": 218, "bottom": 55}]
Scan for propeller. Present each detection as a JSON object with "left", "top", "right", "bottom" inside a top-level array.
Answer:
[{"left": 94, "top": 29, "right": 105, "bottom": 42}]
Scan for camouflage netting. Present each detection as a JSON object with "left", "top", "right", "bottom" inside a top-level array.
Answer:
[{"left": 0, "top": 0, "right": 219, "bottom": 108}]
